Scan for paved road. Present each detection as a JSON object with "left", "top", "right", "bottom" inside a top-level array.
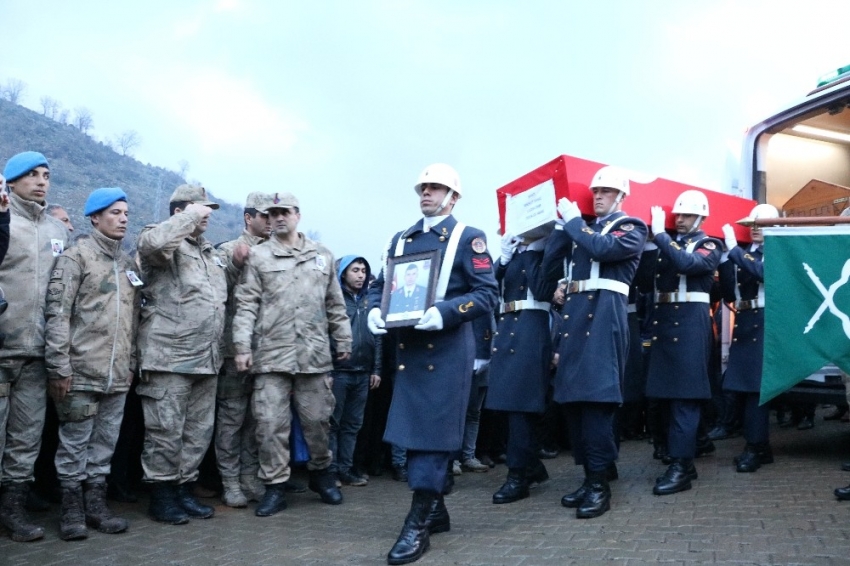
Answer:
[{"left": 4, "top": 409, "right": 850, "bottom": 566}]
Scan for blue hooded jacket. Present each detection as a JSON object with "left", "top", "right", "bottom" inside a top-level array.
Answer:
[{"left": 333, "top": 255, "right": 382, "bottom": 374}]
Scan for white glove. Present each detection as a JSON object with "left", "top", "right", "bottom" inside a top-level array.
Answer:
[
  {"left": 650, "top": 206, "right": 666, "bottom": 235},
  {"left": 415, "top": 306, "right": 444, "bottom": 331},
  {"left": 500, "top": 233, "right": 521, "bottom": 265},
  {"left": 722, "top": 223, "right": 738, "bottom": 250},
  {"left": 367, "top": 307, "right": 387, "bottom": 335},
  {"left": 473, "top": 359, "right": 490, "bottom": 375},
  {"left": 557, "top": 198, "right": 581, "bottom": 222}
]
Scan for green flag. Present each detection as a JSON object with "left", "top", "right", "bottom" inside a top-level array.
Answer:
[{"left": 762, "top": 226, "right": 850, "bottom": 404}]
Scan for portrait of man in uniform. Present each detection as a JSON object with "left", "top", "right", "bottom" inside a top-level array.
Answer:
[{"left": 388, "top": 262, "right": 428, "bottom": 316}]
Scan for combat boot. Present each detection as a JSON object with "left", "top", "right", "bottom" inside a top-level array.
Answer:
[
  {"left": 221, "top": 477, "right": 248, "bottom": 508},
  {"left": 387, "top": 490, "right": 433, "bottom": 565},
  {"left": 176, "top": 483, "right": 214, "bottom": 518},
  {"left": 148, "top": 483, "right": 189, "bottom": 525},
  {"left": 308, "top": 468, "right": 343, "bottom": 505},
  {"left": 240, "top": 472, "right": 265, "bottom": 502},
  {"left": 0, "top": 483, "right": 44, "bottom": 542},
  {"left": 425, "top": 495, "right": 450, "bottom": 534},
  {"left": 83, "top": 481, "right": 128, "bottom": 534},
  {"left": 576, "top": 471, "right": 611, "bottom": 519},
  {"left": 654, "top": 459, "right": 697, "bottom": 495},
  {"left": 59, "top": 483, "right": 88, "bottom": 541},
  {"left": 255, "top": 483, "right": 287, "bottom": 517},
  {"left": 492, "top": 469, "right": 530, "bottom": 504}
]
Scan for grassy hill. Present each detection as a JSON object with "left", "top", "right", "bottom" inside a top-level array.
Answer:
[{"left": 0, "top": 98, "right": 243, "bottom": 246}]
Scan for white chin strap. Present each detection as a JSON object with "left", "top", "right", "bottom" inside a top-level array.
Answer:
[
  {"left": 431, "top": 189, "right": 455, "bottom": 216},
  {"left": 689, "top": 216, "right": 704, "bottom": 233},
  {"left": 598, "top": 192, "right": 624, "bottom": 217}
]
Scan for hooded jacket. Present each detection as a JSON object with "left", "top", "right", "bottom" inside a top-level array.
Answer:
[{"left": 333, "top": 255, "right": 381, "bottom": 375}]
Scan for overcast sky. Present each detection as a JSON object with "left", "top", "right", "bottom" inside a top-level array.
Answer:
[{"left": 2, "top": 0, "right": 849, "bottom": 267}]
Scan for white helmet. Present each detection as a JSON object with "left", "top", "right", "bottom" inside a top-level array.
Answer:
[
  {"left": 415, "top": 163, "right": 462, "bottom": 198},
  {"left": 737, "top": 203, "right": 779, "bottom": 225},
  {"left": 672, "top": 190, "right": 709, "bottom": 217},
  {"left": 589, "top": 165, "right": 630, "bottom": 196}
]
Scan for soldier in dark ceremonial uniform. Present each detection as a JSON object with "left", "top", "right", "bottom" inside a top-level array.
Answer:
[
  {"left": 719, "top": 204, "right": 778, "bottom": 473},
  {"left": 541, "top": 166, "right": 647, "bottom": 519},
  {"left": 485, "top": 231, "right": 561, "bottom": 504},
  {"left": 367, "top": 164, "right": 499, "bottom": 565},
  {"left": 644, "top": 190, "right": 722, "bottom": 495}
]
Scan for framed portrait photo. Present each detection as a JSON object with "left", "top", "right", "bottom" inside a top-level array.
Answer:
[{"left": 381, "top": 250, "right": 441, "bottom": 328}]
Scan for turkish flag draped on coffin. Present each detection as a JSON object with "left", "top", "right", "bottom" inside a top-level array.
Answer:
[{"left": 496, "top": 155, "right": 756, "bottom": 241}]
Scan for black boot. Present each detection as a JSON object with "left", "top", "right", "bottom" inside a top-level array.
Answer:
[
  {"left": 835, "top": 483, "right": 850, "bottom": 501},
  {"left": 177, "top": 483, "right": 214, "bottom": 518},
  {"left": 561, "top": 469, "right": 590, "bottom": 509},
  {"left": 83, "top": 481, "right": 128, "bottom": 534},
  {"left": 255, "top": 483, "right": 287, "bottom": 517},
  {"left": 387, "top": 490, "right": 433, "bottom": 565},
  {"left": 0, "top": 483, "right": 44, "bottom": 542},
  {"left": 425, "top": 495, "right": 450, "bottom": 534},
  {"left": 147, "top": 483, "right": 189, "bottom": 525},
  {"left": 492, "top": 469, "right": 529, "bottom": 504},
  {"left": 576, "top": 472, "right": 610, "bottom": 519},
  {"left": 606, "top": 462, "right": 619, "bottom": 481},
  {"left": 309, "top": 468, "right": 343, "bottom": 505},
  {"left": 59, "top": 484, "right": 88, "bottom": 541},
  {"left": 653, "top": 459, "right": 696, "bottom": 495},
  {"left": 734, "top": 443, "right": 774, "bottom": 473}
]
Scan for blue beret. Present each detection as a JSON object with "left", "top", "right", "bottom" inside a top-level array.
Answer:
[
  {"left": 84, "top": 187, "right": 128, "bottom": 216},
  {"left": 3, "top": 151, "right": 49, "bottom": 182}
]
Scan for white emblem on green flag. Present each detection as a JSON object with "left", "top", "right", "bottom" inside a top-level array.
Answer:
[{"left": 761, "top": 226, "right": 850, "bottom": 404}]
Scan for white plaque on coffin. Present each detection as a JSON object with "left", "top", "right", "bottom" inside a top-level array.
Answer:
[{"left": 505, "top": 179, "right": 557, "bottom": 239}]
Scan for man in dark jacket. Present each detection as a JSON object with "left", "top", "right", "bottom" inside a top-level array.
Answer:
[{"left": 330, "top": 256, "right": 382, "bottom": 486}]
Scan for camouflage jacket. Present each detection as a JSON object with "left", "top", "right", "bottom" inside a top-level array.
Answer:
[
  {"left": 136, "top": 209, "right": 233, "bottom": 375},
  {"left": 232, "top": 233, "right": 352, "bottom": 375},
  {"left": 44, "top": 229, "right": 140, "bottom": 393},
  {"left": 218, "top": 230, "right": 266, "bottom": 359},
  {"left": 0, "top": 193, "right": 69, "bottom": 359}
]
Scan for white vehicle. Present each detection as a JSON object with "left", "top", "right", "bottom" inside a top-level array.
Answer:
[{"left": 739, "top": 64, "right": 850, "bottom": 403}]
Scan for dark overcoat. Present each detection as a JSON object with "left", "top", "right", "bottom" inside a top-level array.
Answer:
[
  {"left": 486, "top": 248, "right": 561, "bottom": 413},
  {"left": 719, "top": 245, "right": 764, "bottom": 393},
  {"left": 643, "top": 230, "right": 721, "bottom": 399},
  {"left": 541, "top": 212, "right": 648, "bottom": 404},
  {"left": 368, "top": 215, "right": 499, "bottom": 451}
]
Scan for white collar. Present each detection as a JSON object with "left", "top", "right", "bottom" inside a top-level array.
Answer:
[{"left": 422, "top": 215, "right": 449, "bottom": 233}]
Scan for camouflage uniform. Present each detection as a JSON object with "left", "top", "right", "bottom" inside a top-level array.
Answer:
[
  {"left": 136, "top": 207, "right": 231, "bottom": 484},
  {"left": 0, "top": 193, "right": 69, "bottom": 485},
  {"left": 215, "top": 226, "right": 267, "bottom": 486},
  {"left": 232, "top": 233, "right": 352, "bottom": 485},
  {"left": 44, "top": 229, "right": 139, "bottom": 486}
]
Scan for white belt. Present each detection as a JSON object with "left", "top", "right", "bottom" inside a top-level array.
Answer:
[
  {"left": 500, "top": 299, "right": 551, "bottom": 314},
  {"left": 735, "top": 298, "right": 764, "bottom": 311},
  {"left": 567, "top": 278, "right": 629, "bottom": 296},
  {"left": 655, "top": 291, "right": 710, "bottom": 304}
]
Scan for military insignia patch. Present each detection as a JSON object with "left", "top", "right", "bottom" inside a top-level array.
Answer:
[
  {"left": 472, "top": 255, "right": 491, "bottom": 273},
  {"left": 670, "top": 241, "right": 682, "bottom": 250},
  {"left": 704, "top": 241, "right": 717, "bottom": 250},
  {"left": 581, "top": 226, "right": 594, "bottom": 235},
  {"left": 471, "top": 237, "right": 487, "bottom": 253},
  {"left": 621, "top": 223, "right": 635, "bottom": 231},
  {"left": 50, "top": 268, "right": 63, "bottom": 280}
]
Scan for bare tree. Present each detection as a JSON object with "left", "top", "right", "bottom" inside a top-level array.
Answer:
[
  {"left": 115, "top": 130, "right": 141, "bottom": 156},
  {"left": 73, "top": 107, "right": 94, "bottom": 134},
  {"left": 2, "top": 79, "right": 26, "bottom": 104},
  {"left": 306, "top": 229, "right": 322, "bottom": 242},
  {"left": 57, "top": 109, "right": 70, "bottom": 125},
  {"left": 177, "top": 159, "right": 190, "bottom": 180},
  {"left": 39, "top": 96, "right": 61, "bottom": 119}
]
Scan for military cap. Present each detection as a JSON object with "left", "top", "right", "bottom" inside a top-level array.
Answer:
[
  {"left": 84, "top": 187, "right": 128, "bottom": 216},
  {"left": 169, "top": 183, "right": 219, "bottom": 209},
  {"left": 4, "top": 151, "right": 49, "bottom": 183},
  {"left": 265, "top": 192, "right": 299, "bottom": 212},
  {"left": 245, "top": 192, "right": 275, "bottom": 212}
]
